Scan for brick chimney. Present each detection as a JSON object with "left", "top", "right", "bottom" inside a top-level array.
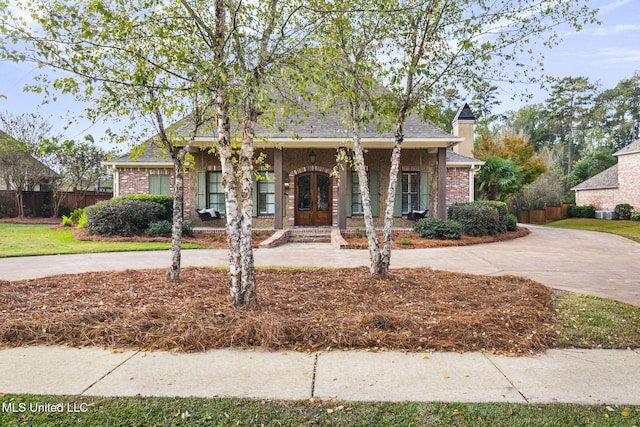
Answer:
[{"left": 452, "top": 103, "right": 476, "bottom": 158}]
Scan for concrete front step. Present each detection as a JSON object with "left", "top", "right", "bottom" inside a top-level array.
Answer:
[{"left": 287, "top": 229, "right": 332, "bottom": 244}]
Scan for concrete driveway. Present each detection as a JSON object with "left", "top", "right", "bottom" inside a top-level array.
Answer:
[{"left": 2, "top": 225, "right": 639, "bottom": 306}]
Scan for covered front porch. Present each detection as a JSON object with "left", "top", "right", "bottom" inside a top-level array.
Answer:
[{"left": 185, "top": 143, "right": 452, "bottom": 229}]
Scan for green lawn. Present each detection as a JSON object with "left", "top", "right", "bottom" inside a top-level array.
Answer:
[
  {"left": 545, "top": 218, "right": 640, "bottom": 243},
  {"left": 0, "top": 223, "right": 203, "bottom": 258},
  {"left": 0, "top": 394, "right": 638, "bottom": 426}
]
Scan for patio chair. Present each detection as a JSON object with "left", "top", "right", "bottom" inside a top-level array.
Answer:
[{"left": 196, "top": 208, "right": 221, "bottom": 221}]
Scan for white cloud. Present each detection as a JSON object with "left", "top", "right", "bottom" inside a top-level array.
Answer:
[
  {"left": 598, "top": 0, "right": 632, "bottom": 15},
  {"left": 582, "top": 23, "right": 640, "bottom": 36}
]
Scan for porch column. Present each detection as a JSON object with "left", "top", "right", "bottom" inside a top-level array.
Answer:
[
  {"left": 274, "top": 148, "right": 283, "bottom": 229},
  {"left": 338, "top": 149, "right": 347, "bottom": 229},
  {"left": 437, "top": 147, "right": 447, "bottom": 219}
]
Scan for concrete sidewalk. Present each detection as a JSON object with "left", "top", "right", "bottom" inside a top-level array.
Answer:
[{"left": 1, "top": 346, "right": 640, "bottom": 404}]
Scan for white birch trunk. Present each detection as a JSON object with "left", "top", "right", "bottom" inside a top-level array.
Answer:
[
  {"left": 216, "top": 98, "right": 243, "bottom": 303},
  {"left": 168, "top": 150, "right": 185, "bottom": 281},
  {"left": 380, "top": 119, "right": 404, "bottom": 276},
  {"left": 235, "top": 97, "right": 257, "bottom": 307},
  {"left": 350, "top": 102, "right": 382, "bottom": 274}
]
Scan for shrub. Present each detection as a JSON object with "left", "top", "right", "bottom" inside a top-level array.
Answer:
[
  {"left": 614, "top": 203, "right": 634, "bottom": 220},
  {"left": 145, "top": 220, "right": 172, "bottom": 237},
  {"left": 631, "top": 212, "right": 640, "bottom": 222},
  {"left": 69, "top": 208, "right": 85, "bottom": 224},
  {"left": 76, "top": 211, "right": 88, "bottom": 229},
  {"left": 115, "top": 194, "right": 173, "bottom": 221},
  {"left": 506, "top": 213, "right": 518, "bottom": 232},
  {"left": 475, "top": 200, "right": 510, "bottom": 233},
  {"left": 86, "top": 198, "right": 166, "bottom": 236},
  {"left": 145, "top": 220, "right": 194, "bottom": 237},
  {"left": 414, "top": 218, "right": 463, "bottom": 240},
  {"left": 60, "top": 215, "right": 73, "bottom": 227},
  {"left": 447, "top": 202, "right": 500, "bottom": 236},
  {"left": 567, "top": 205, "right": 596, "bottom": 218},
  {"left": 40, "top": 204, "right": 52, "bottom": 218}
]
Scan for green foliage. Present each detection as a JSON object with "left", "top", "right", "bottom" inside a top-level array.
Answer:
[
  {"left": 631, "top": 212, "right": 640, "bottom": 222},
  {"left": 115, "top": 195, "right": 173, "bottom": 221},
  {"left": 507, "top": 214, "right": 518, "bottom": 232},
  {"left": 76, "top": 211, "right": 88, "bottom": 229},
  {"left": 567, "top": 205, "right": 596, "bottom": 218},
  {"left": 414, "top": 218, "right": 463, "bottom": 240},
  {"left": 60, "top": 215, "right": 73, "bottom": 227},
  {"left": 447, "top": 203, "right": 500, "bottom": 236},
  {"left": 475, "top": 200, "right": 510, "bottom": 233},
  {"left": 145, "top": 220, "right": 194, "bottom": 237},
  {"left": 568, "top": 147, "right": 617, "bottom": 188},
  {"left": 475, "top": 157, "right": 523, "bottom": 201},
  {"left": 86, "top": 198, "right": 166, "bottom": 236},
  {"left": 69, "top": 208, "right": 85, "bottom": 224},
  {"left": 614, "top": 204, "right": 634, "bottom": 220}
]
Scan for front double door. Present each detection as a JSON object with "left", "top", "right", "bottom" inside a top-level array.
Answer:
[{"left": 295, "top": 172, "right": 332, "bottom": 226}]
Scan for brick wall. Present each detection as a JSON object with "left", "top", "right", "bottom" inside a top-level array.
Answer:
[
  {"left": 575, "top": 188, "right": 617, "bottom": 211},
  {"left": 616, "top": 152, "right": 640, "bottom": 208},
  {"left": 575, "top": 152, "right": 640, "bottom": 210},
  {"left": 118, "top": 168, "right": 173, "bottom": 196},
  {"left": 445, "top": 167, "right": 470, "bottom": 209}
]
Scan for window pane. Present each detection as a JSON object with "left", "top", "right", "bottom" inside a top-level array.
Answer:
[
  {"left": 258, "top": 174, "right": 275, "bottom": 215},
  {"left": 402, "top": 172, "right": 419, "bottom": 214},
  {"left": 208, "top": 172, "right": 225, "bottom": 214},
  {"left": 351, "top": 172, "right": 363, "bottom": 215}
]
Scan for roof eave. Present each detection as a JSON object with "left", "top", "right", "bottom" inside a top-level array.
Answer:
[{"left": 571, "top": 185, "right": 619, "bottom": 191}]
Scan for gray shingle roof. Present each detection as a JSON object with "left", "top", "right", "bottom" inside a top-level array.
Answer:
[
  {"left": 614, "top": 139, "right": 640, "bottom": 156},
  {"left": 168, "top": 107, "right": 457, "bottom": 141},
  {"left": 108, "top": 144, "right": 172, "bottom": 164},
  {"left": 571, "top": 164, "right": 619, "bottom": 190},
  {"left": 446, "top": 150, "right": 483, "bottom": 165}
]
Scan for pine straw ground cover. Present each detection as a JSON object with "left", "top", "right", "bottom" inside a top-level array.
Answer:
[{"left": 0, "top": 267, "right": 555, "bottom": 355}]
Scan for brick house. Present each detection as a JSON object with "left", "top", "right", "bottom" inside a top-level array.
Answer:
[
  {"left": 572, "top": 139, "right": 640, "bottom": 212},
  {"left": 103, "top": 104, "right": 483, "bottom": 229}
]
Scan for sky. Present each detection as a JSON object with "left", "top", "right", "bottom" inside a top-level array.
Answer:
[{"left": 1, "top": 0, "right": 639, "bottom": 150}]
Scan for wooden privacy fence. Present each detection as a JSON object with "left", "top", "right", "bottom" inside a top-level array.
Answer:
[
  {"left": 0, "top": 190, "right": 112, "bottom": 218},
  {"left": 517, "top": 203, "right": 574, "bottom": 224}
]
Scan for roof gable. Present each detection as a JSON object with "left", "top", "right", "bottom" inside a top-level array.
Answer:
[
  {"left": 453, "top": 103, "right": 476, "bottom": 122},
  {"left": 571, "top": 164, "right": 619, "bottom": 190},
  {"left": 614, "top": 139, "right": 640, "bottom": 156}
]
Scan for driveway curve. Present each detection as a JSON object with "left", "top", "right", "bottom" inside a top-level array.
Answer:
[{"left": 1, "top": 225, "right": 639, "bottom": 306}]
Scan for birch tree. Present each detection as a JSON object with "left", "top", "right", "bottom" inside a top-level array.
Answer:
[
  {"left": 1, "top": 0, "right": 215, "bottom": 280},
  {"left": 312, "top": 0, "right": 596, "bottom": 276},
  {"left": 179, "top": 0, "right": 318, "bottom": 306}
]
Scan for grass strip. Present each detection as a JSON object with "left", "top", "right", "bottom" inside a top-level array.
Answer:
[
  {"left": 0, "top": 224, "right": 203, "bottom": 258},
  {"left": 1, "top": 395, "right": 639, "bottom": 426}
]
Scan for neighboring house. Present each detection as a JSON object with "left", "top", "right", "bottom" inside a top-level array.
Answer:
[
  {"left": 0, "top": 129, "right": 60, "bottom": 191},
  {"left": 572, "top": 139, "right": 640, "bottom": 211},
  {"left": 103, "top": 104, "right": 483, "bottom": 228}
]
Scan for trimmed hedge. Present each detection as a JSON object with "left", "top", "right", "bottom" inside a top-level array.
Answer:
[
  {"left": 447, "top": 202, "right": 500, "bottom": 236},
  {"left": 114, "top": 194, "right": 173, "bottom": 221},
  {"left": 86, "top": 198, "right": 166, "bottom": 236},
  {"left": 614, "top": 203, "right": 634, "bottom": 220},
  {"left": 567, "top": 204, "right": 596, "bottom": 218},
  {"left": 414, "top": 218, "right": 463, "bottom": 240}
]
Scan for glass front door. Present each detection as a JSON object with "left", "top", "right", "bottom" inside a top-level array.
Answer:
[{"left": 295, "top": 172, "right": 332, "bottom": 226}]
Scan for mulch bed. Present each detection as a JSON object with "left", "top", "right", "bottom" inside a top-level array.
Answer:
[
  {"left": 342, "top": 228, "right": 531, "bottom": 249},
  {"left": 0, "top": 267, "right": 555, "bottom": 355}
]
